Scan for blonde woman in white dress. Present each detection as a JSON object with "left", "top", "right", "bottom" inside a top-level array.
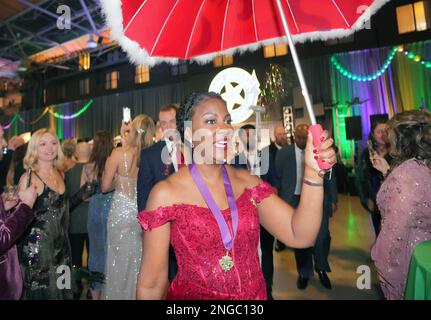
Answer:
[{"left": 101, "top": 115, "right": 155, "bottom": 299}]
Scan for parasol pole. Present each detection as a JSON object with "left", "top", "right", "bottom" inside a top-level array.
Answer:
[
  {"left": 251, "top": 104, "right": 265, "bottom": 176},
  {"left": 275, "top": 0, "right": 333, "bottom": 172},
  {"left": 275, "top": 0, "right": 316, "bottom": 125}
]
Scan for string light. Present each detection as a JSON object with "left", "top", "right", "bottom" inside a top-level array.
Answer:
[
  {"left": 48, "top": 99, "right": 94, "bottom": 119},
  {"left": 398, "top": 45, "right": 431, "bottom": 69},
  {"left": 18, "top": 108, "right": 50, "bottom": 125},
  {"left": 332, "top": 45, "right": 430, "bottom": 82},
  {"left": 2, "top": 114, "right": 18, "bottom": 130},
  {"left": 331, "top": 47, "right": 398, "bottom": 82},
  {"left": 1, "top": 100, "right": 94, "bottom": 129}
]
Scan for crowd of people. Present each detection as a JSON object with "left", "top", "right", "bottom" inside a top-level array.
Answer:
[{"left": 0, "top": 92, "right": 430, "bottom": 300}]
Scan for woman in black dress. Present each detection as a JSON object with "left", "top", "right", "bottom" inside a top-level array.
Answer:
[{"left": 18, "top": 128, "right": 73, "bottom": 299}]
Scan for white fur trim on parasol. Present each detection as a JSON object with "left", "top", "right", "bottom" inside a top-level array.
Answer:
[{"left": 100, "top": 0, "right": 391, "bottom": 67}]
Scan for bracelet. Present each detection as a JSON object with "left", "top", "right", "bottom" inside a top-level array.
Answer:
[{"left": 303, "top": 178, "right": 324, "bottom": 187}]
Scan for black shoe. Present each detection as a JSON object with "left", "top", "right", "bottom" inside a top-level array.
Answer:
[
  {"left": 296, "top": 276, "right": 309, "bottom": 290},
  {"left": 316, "top": 270, "right": 332, "bottom": 289},
  {"left": 274, "top": 240, "right": 286, "bottom": 252}
]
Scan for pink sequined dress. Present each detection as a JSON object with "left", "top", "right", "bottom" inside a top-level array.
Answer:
[
  {"left": 138, "top": 182, "right": 275, "bottom": 300},
  {"left": 371, "top": 159, "right": 431, "bottom": 300}
]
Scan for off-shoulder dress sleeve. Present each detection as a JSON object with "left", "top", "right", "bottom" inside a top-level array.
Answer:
[
  {"left": 249, "top": 181, "right": 276, "bottom": 204},
  {"left": 137, "top": 206, "right": 176, "bottom": 231}
]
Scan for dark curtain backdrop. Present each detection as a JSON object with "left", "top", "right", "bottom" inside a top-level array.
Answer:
[
  {"left": 1, "top": 82, "right": 187, "bottom": 140},
  {"left": 1, "top": 55, "right": 332, "bottom": 140},
  {"left": 74, "top": 82, "right": 187, "bottom": 140}
]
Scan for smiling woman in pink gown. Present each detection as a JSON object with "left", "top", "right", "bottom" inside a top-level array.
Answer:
[
  {"left": 136, "top": 92, "right": 337, "bottom": 300},
  {"left": 370, "top": 110, "right": 431, "bottom": 300},
  {"left": 139, "top": 181, "right": 274, "bottom": 300}
]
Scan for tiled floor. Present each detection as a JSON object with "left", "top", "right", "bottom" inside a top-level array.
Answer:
[{"left": 272, "top": 194, "right": 383, "bottom": 300}]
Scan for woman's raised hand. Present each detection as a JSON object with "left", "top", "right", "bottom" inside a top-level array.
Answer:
[{"left": 304, "top": 129, "right": 337, "bottom": 174}]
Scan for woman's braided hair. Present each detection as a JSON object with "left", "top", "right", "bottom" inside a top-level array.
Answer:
[{"left": 176, "top": 92, "right": 225, "bottom": 138}]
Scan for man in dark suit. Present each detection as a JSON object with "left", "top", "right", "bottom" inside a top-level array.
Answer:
[
  {"left": 269, "top": 125, "right": 288, "bottom": 160},
  {"left": 270, "top": 126, "right": 290, "bottom": 252},
  {"left": 234, "top": 124, "right": 282, "bottom": 299},
  {"left": 137, "top": 104, "right": 180, "bottom": 282},
  {"left": 275, "top": 123, "right": 337, "bottom": 290}
]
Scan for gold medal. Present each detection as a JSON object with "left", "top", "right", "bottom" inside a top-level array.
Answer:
[{"left": 219, "top": 251, "right": 234, "bottom": 272}]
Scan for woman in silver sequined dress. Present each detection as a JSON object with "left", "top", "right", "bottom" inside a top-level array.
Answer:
[
  {"left": 370, "top": 110, "right": 431, "bottom": 300},
  {"left": 100, "top": 115, "right": 155, "bottom": 299}
]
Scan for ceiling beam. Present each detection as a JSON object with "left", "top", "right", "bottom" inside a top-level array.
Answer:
[
  {"left": 0, "top": 4, "right": 101, "bottom": 58},
  {"left": 9, "top": 21, "right": 74, "bottom": 53},
  {"left": 0, "top": 21, "right": 27, "bottom": 58},
  {"left": 5, "top": 0, "right": 54, "bottom": 23},
  {"left": 79, "top": 0, "right": 98, "bottom": 35}
]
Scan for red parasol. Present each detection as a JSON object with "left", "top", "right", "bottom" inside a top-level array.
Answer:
[{"left": 100, "top": 0, "right": 390, "bottom": 170}]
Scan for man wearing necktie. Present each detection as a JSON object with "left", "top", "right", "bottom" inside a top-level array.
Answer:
[
  {"left": 275, "top": 123, "right": 337, "bottom": 291},
  {"left": 233, "top": 124, "right": 277, "bottom": 300},
  {"left": 137, "top": 104, "right": 181, "bottom": 282}
]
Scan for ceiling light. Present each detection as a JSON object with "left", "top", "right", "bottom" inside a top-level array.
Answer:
[{"left": 87, "top": 35, "right": 98, "bottom": 49}]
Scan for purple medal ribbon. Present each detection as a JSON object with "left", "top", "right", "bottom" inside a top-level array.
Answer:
[{"left": 189, "top": 163, "right": 238, "bottom": 251}]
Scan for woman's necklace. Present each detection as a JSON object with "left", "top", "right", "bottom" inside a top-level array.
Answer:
[
  {"left": 40, "top": 168, "right": 59, "bottom": 191},
  {"left": 189, "top": 163, "right": 238, "bottom": 272}
]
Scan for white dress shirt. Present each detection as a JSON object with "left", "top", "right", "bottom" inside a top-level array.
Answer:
[
  {"left": 294, "top": 144, "right": 305, "bottom": 195},
  {"left": 245, "top": 149, "right": 261, "bottom": 176},
  {"left": 165, "top": 139, "right": 179, "bottom": 172},
  {"left": 274, "top": 142, "right": 282, "bottom": 150}
]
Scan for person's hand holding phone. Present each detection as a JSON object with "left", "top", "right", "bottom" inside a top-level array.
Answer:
[
  {"left": 121, "top": 108, "right": 132, "bottom": 145},
  {"left": 123, "top": 107, "right": 131, "bottom": 124},
  {"left": 121, "top": 120, "right": 132, "bottom": 135},
  {"left": 369, "top": 152, "right": 390, "bottom": 176},
  {"left": 367, "top": 139, "right": 377, "bottom": 157}
]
